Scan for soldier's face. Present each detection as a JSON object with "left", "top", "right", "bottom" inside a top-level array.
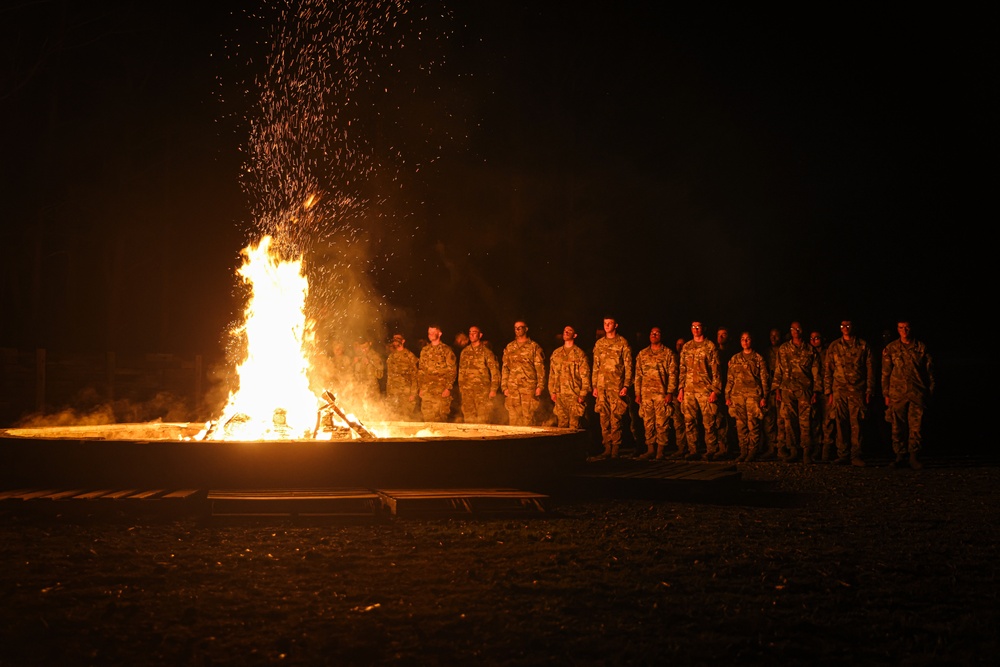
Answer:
[
  {"left": 770, "top": 329, "right": 781, "bottom": 345},
  {"left": 691, "top": 322, "right": 703, "bottom": 338},
  {"left": 562, "top": 326, "right": 576, "bottom": 341},
  {"left": 427, "top": 327, "right": 441, "bottom": 343},
  {"left": 717, "top": 329, "right": 728, "bottom": 346},
  {"left": 676, "top": 338, "right": 685, "bottom": 352},
  {"left": 790, "top": 323, "right": 803, "bottom": 342},
  {"left": 391, "top": 336, "right": 404, "bottom": 350},
  {"left": 514, "top": 322, "right": 527, "bottom": 336},
  {"left": 603, "top": 319, "right": 617, "bottom": 336},
  {"left": 468, "top": 328, "right": 482, "bottom": 343},
  {"left": 740, "top": 333, "right": 752, "bottom": 350},
  {"left": 649, "top": 328, "right": 661, "bottom": 345},
  {"left": 840, "top": 321, "right": 853, "bottom": 338},
  {"left": 809, "top": 333, "right": 822, "bottom": 349},
  {"left": 897, "top": 322, "right": 911, "bottom": 340}
]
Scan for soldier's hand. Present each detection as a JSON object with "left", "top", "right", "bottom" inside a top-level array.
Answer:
[
  {"left": 551, "top": 392, "right": 558, "bottom": 402},
  {"left": 759, "top": 398, "right": 767, "bottom": 409},
  {"left": 618, "top": 387, "right": 628, "bottom": 397},
  {"left": 677, "top": 389, "right": 684, "bottom": 403},
  {"left": 442, "top": 388, "right": 451, "bottom": 398},
  {"left": 665, "top": 394, "right": 673, "bottom": 404},
  {"left": 774, "top": 389, "right": 781, "bottom": 403},
  {"left": 593, "top": 389, "right": 598, "bottom": 398},
  {"left": 489, "top": 390, "right": 496, "bottom": 398},
  {"left": 535, "top": 387, "right": 543, "bottom": 397},
  {"left": 708, "top": 391, "right": 717, "bottom": 403}
]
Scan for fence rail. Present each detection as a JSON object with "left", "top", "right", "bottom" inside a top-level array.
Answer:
[{"left": 0, "top": 348, "right": 220, "bottom": 427}]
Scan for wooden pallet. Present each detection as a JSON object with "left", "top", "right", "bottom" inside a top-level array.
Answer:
[
  {"left": 376, "top": 488, "right": 549, "bottom": 517},
  {"left": 207, "top": 488, "right": 382, "bottom": 519},
  {"left": 572, "top": 459, "right": 741, "bottom": 483}
]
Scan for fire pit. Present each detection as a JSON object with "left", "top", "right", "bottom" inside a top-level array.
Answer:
[{"left": 0, "top": 422, "right": 587, "bottom": 490}]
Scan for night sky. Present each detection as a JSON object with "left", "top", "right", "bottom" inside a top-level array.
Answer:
[{"left": 1, "top": 2, "right": 990, "bottom": 368}]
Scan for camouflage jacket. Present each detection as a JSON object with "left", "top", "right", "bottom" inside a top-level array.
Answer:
[
  {"left": 592, "top": 335, "right": 633, "bottom": 393},
  {"left": 823, "top": 337, "right": 874, "bottom": 395},
  {"left": 459, "top": 344, "right": 500, "bottom": 393},
  {"left": 548, "top": 345, "right": 592, "bottom": 399},
  {"left": 418, "top": 343, "right": 456, "bottom": 391},
  {"left": 352, "top": 347, "right": 384, "bottom": 389},
  {"left": 385, "top": 347, "right": 418, "bottom": 397},
  {"left": 726, "top": 350, "right": 770, "bottom": 401},
  {"left": 773, "top": 340, "right": 820, "bottom": 395},
  {"left": 679, "top": 339, "right": 720, "bottom": 394},
  {"left": 501, "top": 338, "right": 546, "bottom": 393},
  {"left": 634, "top": 346, "right": 678, "bottom": 400},
  {"left": 881, "top": 339, "right": 935, "bottom": 404}
]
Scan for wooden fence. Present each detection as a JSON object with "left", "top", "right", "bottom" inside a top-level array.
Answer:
[{"left": 0, "top": 348, "right": 220, "bottom": 427}]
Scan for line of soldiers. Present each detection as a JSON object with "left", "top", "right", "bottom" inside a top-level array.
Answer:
[{"left": 370, "top": 317, "right": 935, "bottom": 470}]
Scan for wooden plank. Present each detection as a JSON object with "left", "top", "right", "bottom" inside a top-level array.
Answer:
[
  {"left": 376, "top": 488, "right": 549, "bottom": 517},
  {"left": 8, "top": 489, "right": 62, "bottom": 500},
  {"left": 72, "top": 490, "right": 116, "bottom": 500},
  {"left": 127, "top": 489, "right": 166, "bottom": 499},
  {"left": 208, "top": 488, "right": 381, "bottom": 518},
  {"left": 161, "top": 489, "right": 202, "bottom": 499},
  {"left": 99, "top": 489, "right": 140, "bottom": 499},
  {"left": 0, "top": 488, "right": 32, "bottom": 500}
]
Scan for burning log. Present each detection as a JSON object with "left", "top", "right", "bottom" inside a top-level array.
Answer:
[{"left": 320, "top": 390, "right": 377, "bottom": 441}]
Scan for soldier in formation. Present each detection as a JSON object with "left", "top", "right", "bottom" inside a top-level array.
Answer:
[
  {"left": 881, "top": 320, "right": 935, "bottom": 470},
  {"left": 418, "top": 325, "right": 457, "bottom": 423},
  {"left": 458, "top": 325, "right": 500, "bottom": 424},
  {"left": 678, "top": 321, "right": 722, "bottom": 461},
  {"left": 548, "top": 325, "right": 592, "bottom": 429},
  {"left": 773, "top": 321, "right": 820, "bottom": 463},
  {"left": 633, "top": 327, "right": 678, "bottom": 460},
  {"left": 824, "top": 320, "right": 874, "bottom": 467},
  {"left": 501, "top": 321, "right": 546, "bottom": 426},
  {"left": 591, "top": 317, "right": 633, "bottom": 459},
  {"left": 385, "top": 333, "right": 418, "bottom": 420},
  {"left": 725, "top": 332, "right": 769, "bottom": 462}
]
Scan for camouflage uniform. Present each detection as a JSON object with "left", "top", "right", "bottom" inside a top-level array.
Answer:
[
  {"left": 762, "top": 342, "right": 783, "bottom": 458},
  {"left": 418, "top": 343, "right": 457, "bottom": 422},
  {"left": 679, "top": 339, "right": 721, "bottom": 457},
  {"left": 458, "top": 343, "right": 501, "bottom": 424},
  {"left": 548, "top": 345, "right": 592, "bottom": 429},
  {"left": 881, "top": 337, "right": 935, "bottom": 456},
  {"left": 810, "top": 344, "right": 836, "bottom": 460},
  {"left": 385, "top": 347, "right": 419, "bottom": 420},
  {"left": 591, "top": 335, "right": 633, "bottom": 452},
  {"left": 352, "top": 346, "right": 384, "bottom": 407},
  {"left": 824, "top": 337, "right": 874, "bottom": 461},
  {"left": 773, "top": 340, "right": 820, "bottom": 460},
  {"left": 715, "top": 343, "right": 734, "bottom": 455},
  {"left": 634, "top": 346, "right": 678, "bottom": 456},
  {"left": 501, "top": 338, "right": 546, "bottom": 426},
  {"left": 725, "top": 350, "right": 770, "bottom": 461}
]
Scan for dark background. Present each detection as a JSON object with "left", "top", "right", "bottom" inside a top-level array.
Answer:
[{"left": 1, "top": 2, "right": 991, "bottom": 376}]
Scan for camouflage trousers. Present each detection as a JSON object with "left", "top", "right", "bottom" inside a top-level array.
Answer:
[
  {"left": 420, "top": 388, "right": 452, "bottom": 423},
  {"left": 639, "top": 396, "right": 673, "bottom": 447},
  {"left": 594, "top": 389, "right": 628, "bottom": 446},
  {"left": 778, "top": 390, "right": 813, "bottom": 454},
  {"left": 385, "top": 393, "right": 417, "bottom": 421},
  {"left": 505, "top": 390, "right": 540, "bottom": 426},
  {"left": 729, "top": 395, "right": 763, "bottom": 455},
  {"left": 810, "top": 399, "right": 835, "bottom": 453},
  {"left": 715, "top": 403, "right": 732, "bottom": 454},
  {"left": 887, "top": 399, "right": 924, "bottom": 455},
  {"left": 762, "top": 392, "right": 783, "bottom": 455},
  {"left": 553, "top": 396, "right": 586, "bottom": 429},
  {"left": 671, "top": 400, "right": 686, "bottom": 450},
  {"left": 829, "top": 391, "right": 867, "bottom": 457},
  {"left": 682, "top": 390, "right": 719, "bottom": 455},
  {"left": 460, "top": 385, "right": 494, "bottom": 425}
]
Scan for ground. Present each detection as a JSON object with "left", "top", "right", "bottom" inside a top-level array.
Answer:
[{"left": 1, "top": 458, "right": 997, "bottom": 666}]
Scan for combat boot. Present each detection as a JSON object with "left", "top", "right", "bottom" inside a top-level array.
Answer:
[
  {"left": 654, "top": 444, "right": 667, "bottom": 460},
  {"left": 735, "top": 447, "right": 747, "bottom": 463},
  {"left": 821, "top": 443, "right": 834, "bottom": 462},
  {"left": 610, "top": 444, "right": 620, "bottom": 459},
  {"left": 888, "top": 453, "right": 906, "bottom": 469},
  {"left": 744, "top": 447, "right": 759, "bottom": 462},
  {"left": 851, "top": 456, "right": 866, "bottom": 467},
  {"left": 802, "top": 447, "right": 812, "bottom": 464},
  {"left": 833, "top": 455, "right": 850, "bottom": 465},
  {"left": 909, "top": 452, "right": 923, "bottom": 470},
  {"left": 637, "top": 444, "right": 655, "bottom": 460}
]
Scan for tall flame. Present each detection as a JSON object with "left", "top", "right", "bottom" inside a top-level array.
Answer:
[{"left": 210, "top": 235, "right": 320, "bottom": 440}]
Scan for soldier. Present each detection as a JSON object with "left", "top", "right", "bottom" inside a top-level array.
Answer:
[
  {"left": 329, "top": 339, "right": 354, "bottom": 396},
  {"left": 548, "top": 325, "right": 592, "bottom": 429},
  {"left": 715, "top": 326, "right": 734, "bottom": 457},
  {"left": 591, "top": 317, "right": 634, "bottom": 458},
  {"left": 678, "top": 321, "right": 722, "bottom": 461},
  {"left": 418, "top": 325, "right": 457, "bottom": 422},
  {"left": 725, "top": 331, "right": 770, "bottom": 462},
  {"left": 882, "top": 320, "right": 935, "bottom": 470},
  {"left": 351, "top": 338, "right": 384, "bottom": 408},
  {"left": 634, "top": 327, "right": 678, "bottom": 460},
  {"left": 773, "top": 321, "right": 820, "bottom": 464},
  {"left": 761, "top": 327, "right": 784, "bottom": 460},
  {"left": 458, "top": 325, "right": 500, "bottom": 424},
  {"left": 385, "top": 333, "right": 418, "bottom": 420},
  {"left": 669, "top": 336, "right": 687, "bottom": 455},
  {"left": 501, "top": 321, "right": 546, "bottom": 426},
  {"left": 824, "top": 320, "right": 874, "bottom": 467},
  {"left": 809, "top": 330, "right": 836, "bottom": 460}
]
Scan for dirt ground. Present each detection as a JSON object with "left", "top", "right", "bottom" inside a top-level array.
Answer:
[{"left": 1, "top": 456, "right": 997, "bottom": 666}]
